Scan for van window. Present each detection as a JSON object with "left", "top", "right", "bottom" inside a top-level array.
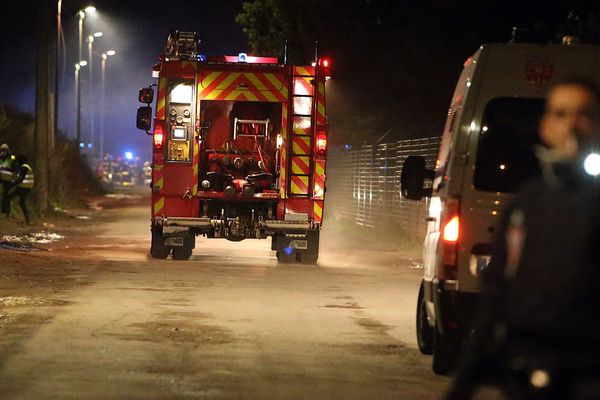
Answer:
[{"left": 474, "top": 97, "right": 544, "bottom": 192}]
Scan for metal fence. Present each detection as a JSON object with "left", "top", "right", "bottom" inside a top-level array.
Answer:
[{"left": 326, "top": 137, "right": 441, "bottom": 240}]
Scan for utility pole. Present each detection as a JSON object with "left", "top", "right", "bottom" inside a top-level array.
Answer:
[{"left": 34, "top": 0, "right": 53, "bottom": 215}]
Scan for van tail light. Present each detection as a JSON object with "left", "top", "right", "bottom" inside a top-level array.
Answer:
[
  {"left": 154, "top": 124, "right": 164, "bottom": 149},
  {"left": 439, "top": 198, "right": 460, "bottom": 281},
  {"left": 316, "top": 129, "right": 327, "bottom": 156}
]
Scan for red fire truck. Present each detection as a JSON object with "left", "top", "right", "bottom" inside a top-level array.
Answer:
[{"left": 136, "top": 31, "right": 330, "bottom": 263}]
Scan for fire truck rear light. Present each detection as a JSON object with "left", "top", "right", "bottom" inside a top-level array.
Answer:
[
  {"left": 154, "top": 125, "right": 164, "bottom": 148},
  {"left": 316, "top": 131, "right": 327, "bottom": 155},
  {"left": 442, "top": 216, "right": 460, "bottom": 242}
]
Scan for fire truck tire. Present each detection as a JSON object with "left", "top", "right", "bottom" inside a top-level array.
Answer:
[
  {"left": 150, "top": 245, "right": 169, "bottom": 259},
  {"left": 172, "top": 247, "right": 193, "bottom": 260}
]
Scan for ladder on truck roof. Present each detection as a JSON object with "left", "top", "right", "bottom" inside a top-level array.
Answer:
[
  {"left": 165, "top": 30, "right": 200, "bottom": 60},
  {"left": 287, "top": 66, "right": 316, "bottom": 198}
]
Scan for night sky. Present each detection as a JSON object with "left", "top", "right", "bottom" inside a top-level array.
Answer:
[{"left": 1, "top": 1, "right": 597, "bottom": 160}]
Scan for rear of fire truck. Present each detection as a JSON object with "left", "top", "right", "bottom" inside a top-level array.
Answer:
[{"left": 136, "top": 31, "right": 329, "bottom": 263}]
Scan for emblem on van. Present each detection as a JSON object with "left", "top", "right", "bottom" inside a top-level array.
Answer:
[{"left": 525, "top": 55, "right": 554, "bottom": 88}]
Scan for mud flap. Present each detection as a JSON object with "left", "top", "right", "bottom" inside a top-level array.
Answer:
[{"left": 275, "top": 229, "right": 319, "bottom": 264}]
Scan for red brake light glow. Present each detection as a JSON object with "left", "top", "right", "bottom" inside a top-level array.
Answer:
[
  {"left": 443, "top": 216, "right": 460, "bottom": 242},
  {"left": 154, "top": 125, "right": 164, "bottom": 148},
  {"left": 316, "top": 130, "right": 327, "bottom": 155}
]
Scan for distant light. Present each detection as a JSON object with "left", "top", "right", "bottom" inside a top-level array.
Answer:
[
  {"left": 78, "top": 10, "right": 85, "bottom": 19},
  {"left": 79, "top": 142, "right": 85, "bottom": 148},
  {"left": 284, "top": 246, "right": 293, "bottom": 256},
  {"left": 102, "top": 53, "right": 107, "bottom": 60},
  {"left": 75, "top": 63, "right": 80, "bottom": 70},
  {"left": 93, "top": 32, "right": 103, "bottom": 37},
  {"left": 124, "top": 151, "right": 134, "bottom": 160},
  {"left": 198, "top": 54, "right": 207, "bottom": 61},
  {"left": 79, "top": 60, "right": 88, "bottom": 66},
  {"left": 88, "top": 35, "right": 94, "bottom": 43},
  {"left": 584, "top": 153, "right": 600, "bottom": 176},
  {"left": 311, "top": 62, "right": 316, "bottom": 67},
  {"left": 482, "top": 126, "right": 488, "bottom": 132},
  {"left": 466, "top": 81, "right": 472, "bottom": 87},
  {"left": 106, "top": 50, "right": 116, "bottom": 56},
  {"left": 499, "top": 164, "right": 506, "bottom": 170},
  {"left": 88, "top": 143, "right": 93, "bottom": 149},
  {"left": 343, "top": 144, "right": 352, "bottom": 150},
  {"left": 84, "top": 6, "right": 96, "bottom": 13}
]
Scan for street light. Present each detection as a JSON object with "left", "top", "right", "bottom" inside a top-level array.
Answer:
[
  {"left": 88, "top": 32, "right": 102, "bottom": 158},
  {"left": 75, "top": 62, "right": 87, "bottom": 148},
  {"left": 100, "top": 50, "right": 116, "bottom": 160},
  {"left": 76, "top": 5, "right": 96, "bottom": 151}
]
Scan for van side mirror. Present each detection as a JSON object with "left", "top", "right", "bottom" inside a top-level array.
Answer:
[
  {"left": 138, "top": 87, "right": 155, "bottom": 104},
  {"left": 401, "top": 155, "right": 434, "bottom": 200},
  {"left": 136, "top": 106, "right": 152, "bottom": 132}
]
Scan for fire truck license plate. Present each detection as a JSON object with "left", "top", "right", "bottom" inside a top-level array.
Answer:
[
  {"left": 165, "top": 237, "right": 184, "bottom": 247},
  {"left": 289, "top": 240, "right": 308, "bottom": 250}
]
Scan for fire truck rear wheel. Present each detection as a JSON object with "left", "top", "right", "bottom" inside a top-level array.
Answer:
[
  {"left": 150, "top": 245, "right": 169, "bottom": 259},
  {"left": 172, "top": 247, "right": 193, "bottom": 260}
]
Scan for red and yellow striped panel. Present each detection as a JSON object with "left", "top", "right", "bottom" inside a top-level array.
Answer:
[
  {"left": 293, "top": 66, "right": 315, "bottom": 77},
  {"left": 279, "top": 104, "right": 288, "bottom": 198},
  {"left": 199, "top": 71, "right": 288, "bottom": 102},
  {"left": 192, "top": 136, "right": 200, "bottom": 195},
  {"left": 293, "top": 77, "right": 313, "bottom": 96},
  {"left": 292, "top": 117, "right": 311, "bottom": 136},
  {"left": 290, "top": 175, "right": 309, "bottom": 195},
  {"left": 291, "top": 156, "right": 310, "bottom": 175},
  {"left": 153, "top": 164, "right": 165, "bottom": 216},
  {"left": 313, "top": 200, "right": 324, "bottom": 224},
  {"left": 155, "top": 77, "right": 168, "bottom": 120},
  {"left": 316, "top": 80, "right": 326, "bottom": 126},
  {"left": 292, "top": 136, "right": 311, "bottom": 155},
  {"left": 313, "top": 159, "right": 325, "bottom": 199}
]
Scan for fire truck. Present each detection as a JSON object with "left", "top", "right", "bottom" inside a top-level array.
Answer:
[{"left": 136, "top": 31, "right": 330, "bottom": 263}]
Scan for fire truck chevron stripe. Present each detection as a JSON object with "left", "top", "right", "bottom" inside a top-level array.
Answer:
[
  {"left": 313, "top": 201, "right": 323, "bottom": 223},
  {"left": 290, "top": 175, "right": 309, "bottom": 194},
  {"left": 199, "top": 72, "right": 287, "bottom": 102},
  {"left": 155, "top": 164, "right": 164, "bottom": 171},
  {"left": 192, "top": 139, "right": 199, "bottom": 195},
  {"left": 156, "top": 78, "right": 168, "bottom": 120},
  {"left": 292, "top": 136, "right": 311, "bottom": 155},
  {"left": 316, "top": 81, "right": 326, "bottom": 125},
  {"left": 280, "top": 104, "right": 288, "bottom": 198},
  {"left": 291, "top": 156, "right": 310, "bottom": 174},
  {"left": 154, "top": 197, "right": 164, "bottom": 215},
  {"left": 155, "top": 177, "right": 164, "bottom": 190},
  {"left": 313, "top": 160, "right": 325, "bottom": 199},
  {"left": 294, "top": 66, "right": 315, "bottom": 76}
]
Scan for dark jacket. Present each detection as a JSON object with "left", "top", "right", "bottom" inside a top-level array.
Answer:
[{"left": 446, "top": 161, "right": 600, "bottom": 399}]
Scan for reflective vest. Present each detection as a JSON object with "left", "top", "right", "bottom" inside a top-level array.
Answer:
[
  {"left": 17, "top": 164, "right": 34, "bottom": 189},
  {"left": 0, "top": 154, "right": 16, "bottom": 182}
]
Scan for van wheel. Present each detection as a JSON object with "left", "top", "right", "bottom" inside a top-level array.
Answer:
[
  {"left": 298, "top": 252, "right": 318, "bottom": 265},
  {"left": 172, "top": 247, "right": 193, "bottom": 260},
  {"left": 432, "top": 326, "right": 457, "bottom": 375},
  {"left": 416, "top": 284, "right": 433, "bottom": 355}
]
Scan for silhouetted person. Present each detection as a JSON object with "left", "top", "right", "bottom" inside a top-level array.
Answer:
[
  {"left": 445, "top": 78, "right": 600, "bottom": 400},
  {"left": 0, "top": 142, "right": 16, "bottom": 215},
  {"left": 2, "top": 154, "right": 34, "bottom": 225}
]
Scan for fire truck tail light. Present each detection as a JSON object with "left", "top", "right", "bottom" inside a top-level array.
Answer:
[
  {"left": 154, "top": 125, "right": 164, "bottom": 148},
  {"left": 316, "top": 130, "right": 327, "bottom": 155},
  {"left": 442, "top": 216, "right": 460, "bottom": 242}
]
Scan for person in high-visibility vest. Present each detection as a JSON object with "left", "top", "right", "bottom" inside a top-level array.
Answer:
[
  {"left": 2, "top": 154, "right": 34, "bottom": 225},
  {"left": 0, "top": 143, "right": 16, "bottom": 215}
]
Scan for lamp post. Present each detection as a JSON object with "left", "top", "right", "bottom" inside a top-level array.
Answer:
[
  {"left": 76, "top": 5, "right": 95, "bottom": 150},
  {"left": 100, "top": 50, "right": 115, "bottom": 161},
  {"left": 87, "top": 32, "right": 102, "bottom": 157},
  {"left": 75, "top": 61, "right": 87, "bottom": 148}
]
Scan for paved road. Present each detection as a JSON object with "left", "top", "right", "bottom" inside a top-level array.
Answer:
[{"left": 0, "top": 198, "right": 497, "bottom": 399}]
